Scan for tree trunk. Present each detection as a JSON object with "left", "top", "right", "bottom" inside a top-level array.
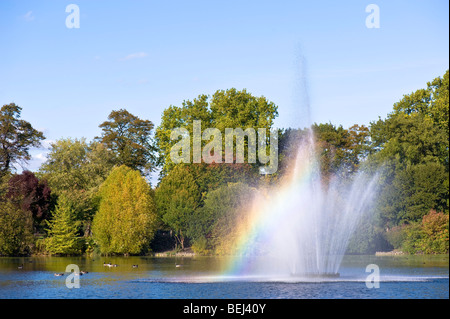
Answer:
[
  {"left": 179, "top": 229, "right": 185, "bottom": 250},
  {"left": 174, "top": 231, "right": 184, "bottom": 250}
]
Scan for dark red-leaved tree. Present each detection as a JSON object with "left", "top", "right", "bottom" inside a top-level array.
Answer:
[{"left": 6, "top": 171, "right": 52, "bottom": 227}]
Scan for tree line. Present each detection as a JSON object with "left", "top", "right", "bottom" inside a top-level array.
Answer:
[{"left": 0, "top": 72, "right": 448, "bottom": 256}]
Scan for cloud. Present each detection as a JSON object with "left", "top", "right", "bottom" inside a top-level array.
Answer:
[
  {"left": 24, "top": 151, "right": 48, "bottom": 172},
  {"left": 119, "top": 52, "right": 148, "bottom": 61},
  {"left": 34, "top": 153, "right": 47, "bottom": 161},
  {"left": 23, "top": 11, "right": 34, "bottom": 21},
  {"left": 41, "top": 139, "right": 55, "bottom": 149}
]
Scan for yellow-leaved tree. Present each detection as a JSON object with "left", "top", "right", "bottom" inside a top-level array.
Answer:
[{"left": 92, "top": 165, "right": 157, "bottom": 255}]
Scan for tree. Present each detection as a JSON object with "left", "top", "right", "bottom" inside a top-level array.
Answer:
[
  {"left": 418, "top": 210, "right": 449, "bottom": 254},
  {"left": 45, "top": 194, "right": 80, "bottom": 255},
  {"left": 346, "top": 215, "right": 390, "bottom": 254},
  {"left": 276, "top": 128, "right": 308, "bottom": 179},
  {"left": 39, "top": 138, "right": 116, "bottom": 237},
  {"left": 187, "top": 161, "right": 258, "bottom": 197},
  {"left": 396, "top": 162, "right": 448, "bottom": 223},
  {"left": 401, "top": 210, "right": 449, "bottom": 254},
  {"left": 393, "top": 70, "right": 449, "bottom": 149},
  {"left": 277, "top": 124, "right": 370, "bottom": 182},
  {"left": 96, "top": 109, "right": 157, "bottom": 176},
  {"left": 0, "top": 103, "right": 45, "bottom": 175},
  {"left": 154, "top": 161, "right": 259, "bottom": 251},
  {"left": 6, "top": 170, "right": 52, "bottom": 232},
  {"left": 0, "top": 200, "right": 34, "bottom": 256},
  {"left": 0, "top": 171, "right": 11, "bottom": 199},
  {"left": 369, "top": 70, "right": 449, "bottom": 227},
  {"left": 370, "top": 70, "right": 448, "bottom": 168},
  {"left": 92, "top": 165, "right": 157, "bottom": 255},
  {"left": 154, "top": 164, "right": 201, "bottom": 250},
  {"left": 203, "top": 182, "right": 257, "bottom": 255},
  {"left": 156, "top": 88, "right": 278, "bottom": 177},
  {"left": 210, "top": 88, "right": 278, "bottom": 132},
  {"left": 313, "top": 123, "right": 370, "bottom": 179},
  {"left": 39, "top": 138, "right": 115, "bottom": 194}
]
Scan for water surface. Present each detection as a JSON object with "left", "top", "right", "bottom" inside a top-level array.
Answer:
[{"left": 0, "top": 255, "right": 447, "bottom": 299}]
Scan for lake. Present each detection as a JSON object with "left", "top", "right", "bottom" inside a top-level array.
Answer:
[{"left": 0, "top": 255, "right": 448, "bottom": 299}]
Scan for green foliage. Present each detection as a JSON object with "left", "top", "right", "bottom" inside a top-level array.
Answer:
[
  {"left": 419, "top": 210, "right": 449, "bottom": 254},
  {"left": 393, "top": 70, "right": 449, "bottom": 143},
  {"left": 191, "top": 236, "right": 210, "bottom": 255},
  {"left": 313, "top": 123, "right": 370, "bottom": 180},
  {"left": 92, "top": 166, "right": 157, "bottom": 255},
  {"left": 370, "top": 112, "right": 447, "bottom": 167},
  {"left": 155, "top": 164, "right": 201, "bottom": 249},
  {"left": 347, "top": 217, "right": 390, "bottom": 254},
  {"left": 369, "top": 70, "right": 449, "bottom": 227},
  {"left": 39, "top": 138, "right": 116, "bottom": 237},
  {"left": 402, "top": 210, "right": 449, "bottom": 254},
  {"left": 1, "top": 74, "right": 448, "bottom": 257},
  {"left": 156, "top": 88, "right": 278, "bottom": 176},
  {"left": 0, "top": 172, "right": 11, "bottom": 198},
  {"left": 277, "top": 124, "right": 370, "bottom": 182},
  {"left": 397, "top": 162, "right": 448, "bottom": 222},
  {"left": 0, "top": 200, "right": 34, "bottom": 256},
  {"left": 187, "top": 162, "right": 259, "bottom": 197},
  {"left": 96, "top": 109, "right": 157, "bottom": 176},
  {"left": 400, "top": 223, "right": 423, "bottom": 254},
  {"left": 154, "top": 163, "right": 258, "bottom": 251},
  {"left": 209, "top": 88, "right": 278, "bottom": 131},
  {"left": 45, "top": 194, "right": 81, "bottom": 255},
  {"left": 39, "top": 138, "right": 115, "bottom": 194},
  {"left": 0, "top": 103, "right": 45, "bottom": 175},
  {"left": 200, "top": 182, "right": 257, "bottom": 255},
  {"left": 384, "top": 225, "right": 406, "bottom": 250}
]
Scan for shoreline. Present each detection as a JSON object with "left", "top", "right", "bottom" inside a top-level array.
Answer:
[
  {"left": 5, "top": 248, "right": 449, "bottom": 258},
  {"left": 375, "top": 250, "right": 405, "bottom": 256},
  {"left": 153, "top": 248, "right": 196, "bottom": 257}
]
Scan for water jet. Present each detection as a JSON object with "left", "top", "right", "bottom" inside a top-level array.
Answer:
[{"left": 224, "top": 130, "right": 379, "bottom": 278}]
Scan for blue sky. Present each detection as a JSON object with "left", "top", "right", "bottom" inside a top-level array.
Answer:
[{"left": 1, "top": 0, "right": 448, "bottom": 178}]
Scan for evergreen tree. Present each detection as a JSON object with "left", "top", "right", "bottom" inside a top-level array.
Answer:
[{"left": 45, "top": 194, "right": 79, "bottom": 255}]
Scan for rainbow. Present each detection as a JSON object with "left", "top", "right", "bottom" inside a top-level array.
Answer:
[{"left": 222, "top": 139, "right": 320, "bottom": 276}]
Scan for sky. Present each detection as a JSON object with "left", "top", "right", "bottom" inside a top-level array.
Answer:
[{"left": 0, "top": 0, "right": 449, "bottom": 181}]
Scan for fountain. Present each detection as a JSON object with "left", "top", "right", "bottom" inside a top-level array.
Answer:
[
  {"left": 220, "top": 53, "right": 380, "bottom": 279},
  {"left": 224, "top": 129, "right": 379, "bottom": 279}
]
